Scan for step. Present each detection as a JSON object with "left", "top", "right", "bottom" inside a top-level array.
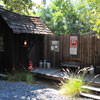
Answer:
[
  {"left": 82, "top": 85, "right": 100, "bottom": 92},
  {"left": 0, "top": 74, "right": 7, "bottom": 78},
  {"left": 80, "top": 92, "right": 100, "bottom": 100}
]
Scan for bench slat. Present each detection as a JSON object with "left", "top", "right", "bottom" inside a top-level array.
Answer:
[{"left": 61, "top": 62, "right": 81, "bottom": 68}]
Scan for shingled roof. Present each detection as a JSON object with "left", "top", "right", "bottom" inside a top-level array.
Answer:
[{"left": 0, "top": 8, "right": 53, "bottom": 34}]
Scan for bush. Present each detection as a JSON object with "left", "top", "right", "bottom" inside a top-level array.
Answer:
[
  {"left": 7, "top": 71, "right": 35, "bottom": 84},
  {"left": 59, "top": 67, "right": 90, "bottom": 97},
  {"left": 60, "top": 76, "right": 84, "bottom": 97}
]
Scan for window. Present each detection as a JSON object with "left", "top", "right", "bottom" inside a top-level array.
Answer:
[{"left": 0, "top": 36, "right": 4, "bottom": 51}]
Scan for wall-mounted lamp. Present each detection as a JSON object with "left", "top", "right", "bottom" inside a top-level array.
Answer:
[{"left": 24, "top": 40, "right": 27, "bottom": 46}]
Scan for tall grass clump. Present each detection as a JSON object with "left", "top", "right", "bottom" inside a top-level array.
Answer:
[
  {"left": 59, "top": 67, "right": 90, "bottom": 98},
  {"left": 60, "top": 76, "right": 84, "bottom": 97},
  {"left": 7, "top": 70, "right": 35, "bottom": 84}
]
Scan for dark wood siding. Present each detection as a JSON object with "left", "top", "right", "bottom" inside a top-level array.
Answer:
[
  {"left": 0, "top": 16, "right": 6, "bottom": 72},
  {"left": 13, "top": 34, "right": 44, "bottom": 69},
  {"left": 0, "top": 15, "right": 44, "bottom": 72},
  {"left": 44, "top": 34, "right": 100, "bottom": 68}
]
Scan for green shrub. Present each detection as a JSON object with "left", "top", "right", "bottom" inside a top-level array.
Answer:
[
  {"left": 26, "top": 73, "right": 35, "bottom": 84},
  {"left": 59, "top": 67, "right": 90, "bottom": 98},
  {"left": 7, "top": 71, "right": 35, "bottom": 84},
  {"left": 60, "top": 76, "right": 84, "bottom": 97}
]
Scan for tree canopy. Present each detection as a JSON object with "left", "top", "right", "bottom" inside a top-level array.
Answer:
[
  {"left": 85, "top": 0, "right": 100, "bottom": 33},
  {"left": 0, "top": 0, "right": 100, "bottom": 35},
  {"left": 0, "top": 0, "right": 44, "bottom": 15},
  {"left": 38, "top": 0, "right": 92, "bottom": 34}
]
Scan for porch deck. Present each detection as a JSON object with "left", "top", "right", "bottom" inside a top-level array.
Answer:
[{"left": 32, "top": 67, "right": 100, "bottom": 86}]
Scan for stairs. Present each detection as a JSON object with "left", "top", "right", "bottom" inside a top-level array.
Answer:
[
  {"left": 80, "top": 85, "right": 100, "bottom": 100},
  {"left": 0, "top": 73, "right": 7, "bottom": 78}
]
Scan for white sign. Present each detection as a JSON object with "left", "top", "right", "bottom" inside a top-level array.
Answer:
[
  {"left": 70, "top": 36, "right": 78, "bottom": 55},
  {"left": 70, "top": 48, "right": 77, "bottom": 55},
  {"left": 51, "top": 46, "right": 54, "bottom": 50},
  {"left": 70, "top": 36, "right": 77, "bottom": 40},
  {"left": 51, "top": 41, "right": 59, "bottom": 45},
  {"left": 51, "top": 41, "right": 59, "bottom": 52}
]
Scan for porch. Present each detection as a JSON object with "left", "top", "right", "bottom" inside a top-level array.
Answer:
[{"left": 32, "top": 67, "right": 100, "bottom": 86}]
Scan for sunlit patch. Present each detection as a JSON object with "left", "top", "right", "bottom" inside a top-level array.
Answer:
[
  {"left": 96, "top": 34, "right": 100, "bottom": 39},
  {"left": 21, "top": 96, "right": 26, "bottom": 99},
  {"left": 13, "top": 95, "right": 17, "bottom": 98}
]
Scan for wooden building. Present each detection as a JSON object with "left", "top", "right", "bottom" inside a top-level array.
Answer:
[
  {"left": 0, "top": 8, "right": 53, "bottom": 72},
  {"left": 0, "top": 8, "right": 100, "bottom": 73},
  {"left": 44, "top": 34, "right": 100, "bottom": 71}
]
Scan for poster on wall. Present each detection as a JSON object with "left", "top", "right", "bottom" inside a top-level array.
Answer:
[
  {"left": 51, "top": 40, "right": 59, "bottom": 52},
  {"left": 70, "top": 36, "right": 78, "bottom": 55}
]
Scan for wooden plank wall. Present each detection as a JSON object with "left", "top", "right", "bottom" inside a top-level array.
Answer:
[{"left": 44, "top": 34, "right": 100, "bottom": 68}]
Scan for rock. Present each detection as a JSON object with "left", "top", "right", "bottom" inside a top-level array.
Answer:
[{"left": 0, "top": 80, "right": 93, "bottom": 100}]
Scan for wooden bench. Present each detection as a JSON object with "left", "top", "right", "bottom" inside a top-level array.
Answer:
[{"left": 61, "top": 58, "right": 82, "bottom": 69}]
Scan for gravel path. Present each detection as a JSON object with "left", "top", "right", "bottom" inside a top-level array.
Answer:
[{"left": 0, "top": 80, "right": 93, "bottom": 100}]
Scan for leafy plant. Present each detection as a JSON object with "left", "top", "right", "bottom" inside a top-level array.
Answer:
[
  {"left": 25, "top": 72, "right": 35, "bottom": 84},
  {"left": 85, "top": 0, "right": 100, "bottom": 34},
  {"left": 39, "top": 0, "right": 92, "bottom": 34},
  {"left": 0, "top": 0, "right": 44, "bottom": 16},
  {"left": 7, "top": 70, "right": 35, "bottom": 84},
  {"left": 59, "top": 67, "right": 90, "bottom": 98},
  {"left": 60, "top": 76, "right": 84, "bottom": 97}
]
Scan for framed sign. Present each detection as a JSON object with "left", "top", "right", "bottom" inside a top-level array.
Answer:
[
  {"left": 70, "top": 36, "right": 78, "bottom": 55},
  {"left": 51, "top": 40, "right": 59, "bottom": 52}
]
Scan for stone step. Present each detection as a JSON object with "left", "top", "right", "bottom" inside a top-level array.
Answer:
[
  {"left": 80, "top": 92, "right": 100, "bottom": 100},
  {"left": 82, "top": 85, "right": 100, "bottom": 92},
  {"left": 0, "top": 73, "right": 7, "bottom": 78}
]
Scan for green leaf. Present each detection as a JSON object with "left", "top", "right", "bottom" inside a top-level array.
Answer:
[
  {"left": 90, "top": 20, "right": 94, "bottom": 23},
  {"left": 93, "top": 27, "right": 96, "bottom": 31},
  {"left": 96, "top": 19, "right": 100, "bottom": 25},
  {"left": 97, "top": 28, "right": 99, "bottom": 33}
]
